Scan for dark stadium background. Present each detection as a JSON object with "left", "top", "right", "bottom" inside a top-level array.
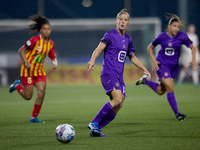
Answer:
[
  {"left": 0, "top": 0, "right": 199, "bottom": 85},
  {"left": 0, "top": 0, "right": 199, "bottom": 34}
]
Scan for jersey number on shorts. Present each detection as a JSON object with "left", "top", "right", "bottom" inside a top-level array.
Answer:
[
  {"left": 165, "top": 48, "right": 175, "bottom": 56},
  {"left": 27, "top": 77, "right": 32, "bottom": 84},
  {"left": 118, "top": 51, "right": 126, "bottom": 62}
]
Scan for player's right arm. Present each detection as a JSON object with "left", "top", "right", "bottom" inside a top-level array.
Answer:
[
  {"left": 147, "top": 43, "right": 160, "bottom": 71},
  {"left": 19, "top": 36, "right": 37, "bottom": 69},
  {"left": 87, "top": 42, "right": 106, "bottom": 71},
  {"left": 19, "top": 46, "right": 32, "bottom": 68}
]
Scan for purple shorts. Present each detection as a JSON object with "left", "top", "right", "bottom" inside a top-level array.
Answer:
[
  {"left": 101, "top": 74, "right": 126, "bottom": 100},
  {"left": 156, "top": 64, "right": 178, "bottom": 81}
]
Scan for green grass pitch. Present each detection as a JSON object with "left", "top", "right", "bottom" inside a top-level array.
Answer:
[{"left": 0, "top": 84, "right": 200, "bottom": 150}]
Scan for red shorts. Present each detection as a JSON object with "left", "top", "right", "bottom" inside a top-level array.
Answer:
[{"left": 21, "top": 75, "right": 47, "bottom": 86}]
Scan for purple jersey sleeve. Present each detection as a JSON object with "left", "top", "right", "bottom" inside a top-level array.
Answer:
[
  {"left": 101, "top": 32, "right": 111, "bottom": 46},
  {"left": 151, "top": 34, "right": 161, "bottom": 47},
  {"left": 182, "top": 33, "right": 193, "bottom": 47},
  {"left": 127, "top": 37, "right": 135, "bottom": 56}
]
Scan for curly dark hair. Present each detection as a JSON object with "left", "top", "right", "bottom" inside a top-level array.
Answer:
[{"left": 27, "top": 13, "right": 49, "bottom": 32}]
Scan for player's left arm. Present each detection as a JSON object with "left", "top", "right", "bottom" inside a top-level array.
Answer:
[
  {"left": 189, "top": 44, "right": 199, "bottom": 69},
  {"left": 128, "top": 53, "right": 151, "bottom": 80},
  {"left": 48, "top": 43, "right": 57, "bottom": 70},
  {"left": 51, "top": 58, "right": 57, "bottom": 70}
]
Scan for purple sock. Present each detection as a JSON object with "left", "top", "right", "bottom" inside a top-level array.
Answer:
[
  {"left": 167, "top": 92, "right": 179, "bottom": 115},
  {"left": 144, "top": 79, "right": 158, "bottom": 93},
  {"left": 98, "top": 110, "right": 116, "bottom": 129},
  {"left": 92, "top": 102, "right": 113, "bottom": 124}
]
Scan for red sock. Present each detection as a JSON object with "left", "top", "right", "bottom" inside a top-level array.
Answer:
[
  {"left": 32, "top": 104, "right": 42, "bottom": 118},
  {"left": 16, "top": 84, "right": 24, "bottom": 94}
]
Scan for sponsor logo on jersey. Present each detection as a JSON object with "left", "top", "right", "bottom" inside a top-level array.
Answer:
[
  {"left": 36, "top": 46, "right": 42, "bottom": 51},
  {"left": 118, "top": 51, "right": 126, "bottom": 62}
]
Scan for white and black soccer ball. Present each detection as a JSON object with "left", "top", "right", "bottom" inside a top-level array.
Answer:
[{"left": 55, "top": 124, "right": 75, "bottom": 143}]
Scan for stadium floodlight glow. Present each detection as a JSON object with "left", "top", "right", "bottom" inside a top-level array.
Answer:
[{"left": 82, "top": 0, "right": 92, "bottom": 7}]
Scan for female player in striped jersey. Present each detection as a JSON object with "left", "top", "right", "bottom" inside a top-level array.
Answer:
[
  {"left": 87, "top": 8, "right": 151, "bottom": 137},
  {"left": 136, "top": 13, "right": 199, "bottom": 121},
  {"left": 9, "top": 13, "right": 57, "bottom": 123}
]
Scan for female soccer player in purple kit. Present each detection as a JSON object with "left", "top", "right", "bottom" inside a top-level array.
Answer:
[
  {"left": 136, "top": 13, "right": 199, "bottom": 121},
  {"left": 87, "top": 8, "right": 151, "bottom": 137}
]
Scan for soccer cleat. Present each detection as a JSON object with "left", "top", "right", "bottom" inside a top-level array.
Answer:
[
  {"left": 9, "top": 80, "right": 20, "bottom": 93},
  {"left": 88, "top": 122, "right": 107, "bottom": 137},
  {"left": 135, "top": 75, "right": 148, "bottom": 85},
  {"left": 90, "top": 131, "right": 108, "bottom": 137},
  {"left": 88, "top": 121, "right": 99, "bottom": 130},
  {"left": 176, "top": 112, "right": 187, "bottom": 121},
  {"left": 29, "top": 117, "right": 45, "bottom": 123}
]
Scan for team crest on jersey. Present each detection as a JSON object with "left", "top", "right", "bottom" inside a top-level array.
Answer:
[
  {"left": 168, "top": 42, "right": 172, "bottom": 47},
  {"left": 123, "top": 44, "right": 126, "bottom": 49},
  {"left": 164, "top": 72, "right": 169, "bottom": 77},
  {"left": 115, "top": 82, "right": 120, "bottom": 87}
]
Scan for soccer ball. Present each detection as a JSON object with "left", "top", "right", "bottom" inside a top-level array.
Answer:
[{"left": 55, "top": 124, "right": 75, "bottom": 143}]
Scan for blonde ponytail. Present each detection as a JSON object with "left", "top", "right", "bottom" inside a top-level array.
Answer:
[{"left": 116, "top": 8, "right": 130, "bottom": 20}]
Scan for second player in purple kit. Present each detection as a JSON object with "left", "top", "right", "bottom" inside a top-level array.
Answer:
[
  {"left": 136, "top": 13, "right": 199, "bottom": 121},
  {"left": 87, "top": 8, "right": 151, "bottom": 137}
]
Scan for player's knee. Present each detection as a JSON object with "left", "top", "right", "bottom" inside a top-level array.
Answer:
[
  {"left": 113, "top": 104, "right": 123, "bottom": 113},
  {"left": 24, "top": 94, "right": 32, "bottom": 100},
  {"left": 113, "top": 96, "right": 124, "bottom": 106},
  {"left": 167, "top": 89, "right": 174, "bottom": 93},
  {"left": 166, "top": 87, "right": 174, "bottom": 93},
  {"left": 37, "top": 89, "right": 45, "bottom": 98},
  {"left": 157, "top": 86, "right": 167, "bottom": 95},
  {"left": 157, "top": 90, "right": 165, "bottom": 95},
  {"left": 118, "top": 102, "right": 123, "bottom": 109}
]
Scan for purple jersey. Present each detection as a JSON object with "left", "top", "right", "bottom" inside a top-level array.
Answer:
[
  {"left": 100, "top": 29, "right": 135, "bottom": 78},
  {"left": 152, "top": 31, "right": 193, "bottom": 65}
]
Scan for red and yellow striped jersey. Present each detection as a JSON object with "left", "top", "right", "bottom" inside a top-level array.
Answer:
[{"left": 20, "top": 35, "right": 56, "bottom": 77}]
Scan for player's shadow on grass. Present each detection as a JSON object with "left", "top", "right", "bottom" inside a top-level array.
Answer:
[
  {"left": 116, "top": 130, "right": 155, "bottom": 136},
  {"left": 184, "top": 116, "right": 200, "bottom": 120},
  {"left": 44, "top": 117, "right": 74, "bottom": 123},
  {"left": 155, "top": 116, "right": 200, "bottom": 121},
  {"left": 109, "top": 122, "right": 155, "bottom": 136},
  {"left": 111, "top": 122, "right": 152, "bottom": 126}
]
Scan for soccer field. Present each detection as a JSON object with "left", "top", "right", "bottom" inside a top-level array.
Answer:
[{"left": 0, "top": 84, "right": 200, "bottom": 150}]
